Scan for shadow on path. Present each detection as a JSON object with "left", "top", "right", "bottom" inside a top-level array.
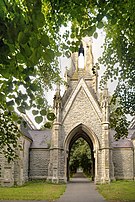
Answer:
[{"left": 56, "top": 172, "right": 107, "bottom": 202}]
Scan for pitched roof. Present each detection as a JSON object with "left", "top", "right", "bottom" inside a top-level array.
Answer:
[
  {"left": 20, "top": 123, "right": 32, "bottom": 140},
  {"left": 112, "top": 139, "right": 133, "bottom": 148},
  {"left": 131, "top": 131, "right": 135, "bottom": 140},
  {"left": 28, "top": 129, "right": 52, "bottom": 148},
  {"left": 128, "top": 117, "right": 135, "bottom": 129}
]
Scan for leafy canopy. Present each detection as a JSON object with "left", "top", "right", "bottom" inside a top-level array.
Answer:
[
  {"left": 1, "top": 0, "right": 134, "bottom": 123},
  {"left": 0, "top": 0, "right": 61, "bottom": 120}
]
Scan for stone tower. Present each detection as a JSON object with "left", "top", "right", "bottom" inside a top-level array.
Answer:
[{"left": 48, "top": 37, "right": 112, "bottom": 183}]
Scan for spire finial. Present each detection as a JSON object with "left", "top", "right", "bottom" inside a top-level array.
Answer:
[{"left": 78, "top": 42, "right": 84, "bottom": 56}]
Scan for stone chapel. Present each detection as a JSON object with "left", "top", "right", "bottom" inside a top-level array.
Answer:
[{"left": 0, "top": 37, "right": 135, "bottom": 186}]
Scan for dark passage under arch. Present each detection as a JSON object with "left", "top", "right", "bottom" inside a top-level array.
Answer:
[{"left": 67, "top": 129, "right": 95, "bottom": 181}]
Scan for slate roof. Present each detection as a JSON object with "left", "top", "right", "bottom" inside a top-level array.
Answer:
[
  {"left": 28, "top": 129, "right": 52, "bottom": 149},
  {"left": 128, "top": 117, "right": 135, "bottom": 129},
  {"left": 131, "top": 131, "right": 135, "bottom": 140},
  {"left": 110, "top": 129, "right": 133, "bottom": 148},
  {"left": 20, "top": 123, "right": 32, "bottom": 141},
  {"left": 112, "top": 139, "right": 133, "bottom": 148}
]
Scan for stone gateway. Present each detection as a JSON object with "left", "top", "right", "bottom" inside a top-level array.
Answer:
[{"left": 0, "top": 37, "right": 135, "bottom": 186}]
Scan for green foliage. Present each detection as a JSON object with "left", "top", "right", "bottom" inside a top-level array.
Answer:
[
  {"left": 0, "top": 0, "right": 61, "bottom": 117},
  {"left": 47, "top": 112, "right": 56, "bottom": 121},
  {"left": 44, "top": 122, "right": 52, "bottom": 129},
  {"left": 0, "top": 106, "right": 21, "bottom": 162},
  {"left": 110, "top": 96, "right": 129, "bottom": 140},
  {"left": 69, "top": 138, "right": 92, "bottom": 174}
]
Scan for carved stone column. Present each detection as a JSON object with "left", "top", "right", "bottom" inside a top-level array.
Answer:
[
  {"left": 101, "top": 85, "right": 111, "bottom": 183},
  {"left": 48, "top": 84, "right": 64, "bottom": 183}
]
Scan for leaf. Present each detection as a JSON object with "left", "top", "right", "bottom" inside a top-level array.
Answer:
[
  {"left": 97, "top": 21, "right": 104, "bottom": 29},
  {"left": 37, "top": 98, "right": 44, "bottom": 105},
  {"left": 6, "top": 100, "right": 14, "bottom": 106},
  {"left": 32, "top": 110, "right": 39, "bottom": 115},
  {"left": 12, "top": 113, "right": 19, "bottom": 121},
  {"left": 97, "top": 13, "right": 103, "bottom": 22},
  {"left": 35, "top": 115, "right": 43, "bottom": 124},
  {"left": 40, "top": 109, "right": 47, "bottom": 115},
  {"left": 93, "top": 32, "right": 98, "bottom": 39},
  {"left": 44, "top": 122, "right": 52, "bottom": 128},
  {"left": 30, "top": 37, "right": 40, "bottom": 48},
  {"left": 0, "top": 0, "right": 5, "bottom": 18},
  {"left": 44, "top": 49, "right": 55, "bottom": 62},
  {"left": 33, "top": 12, "right": 45, "bottom": 28},
  {"left": 17, "top": 106, "right": 25, "bottom": 114},
  {"left": 88, "top": 25, "right": 96, "bottom": 36},
  {"left": 15, "top": 97, "right": 22, "bottom": 105},
  {"left": 41, "top": 34, "right": 50, "bottom": 47},
  {"left": 18, "top": 32, "right": 30, "bottom": 44},
  {"left": 29, "top": 83, "right": 38, "bottom": 91},
  {"left": 47, "top": 112, "right": 56, "bottom": 121}
]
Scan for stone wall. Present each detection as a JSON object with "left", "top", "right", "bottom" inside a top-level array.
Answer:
[
  {"left": 0, "top": 156, "right": 14, "bottom": 187},
  {"left": 0, "top": 135, "right": 31, "bottom": 186},
  {"left": 22, "top": 137, "right": 31, "bottom": 182},
  {"left": 29, "top": 149, "right": 50, "bottom": 179},
  {"left": 113, "top": 148, "right": 134, "bottom": 179}
]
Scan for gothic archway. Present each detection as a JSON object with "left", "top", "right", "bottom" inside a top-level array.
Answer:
[{"left": 64, "top": 124, "right": 100, "bottom": 182}]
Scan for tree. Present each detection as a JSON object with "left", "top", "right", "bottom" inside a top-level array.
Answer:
[
  {"left": 0, "top": 0, "right": 61, "bottom": 118},
  {"left": 109, "top": 96, "right": 129, "bottom": 140},
  {"left": 69, "top": 138, "right": 92, "bottom": 175}
]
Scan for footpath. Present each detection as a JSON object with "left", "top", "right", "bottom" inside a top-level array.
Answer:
[{"left": 56, "top": 172, "right": 107, "bottom": 202}]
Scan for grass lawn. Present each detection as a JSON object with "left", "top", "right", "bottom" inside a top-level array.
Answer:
[
  {"left": 0, "top": 180, "right": 66, "bottom": 201},
  {"left": 97, "top": 180, "right": 135, "bottom": 202}
]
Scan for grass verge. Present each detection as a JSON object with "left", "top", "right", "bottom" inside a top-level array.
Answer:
[
  {"left": 0, "top": 180, "right": 66, "bottom": 201},
  {"left": 97, "top": 180, "right": 135, "bottom": 202}
]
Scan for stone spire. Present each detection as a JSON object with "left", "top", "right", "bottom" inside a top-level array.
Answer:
[{"left": 66, "top": 37, "right": 98, "bottom": 93}]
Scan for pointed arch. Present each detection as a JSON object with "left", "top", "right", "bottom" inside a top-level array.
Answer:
[{"left": 64, "top": 123, "right": 100, "bottom": 152}]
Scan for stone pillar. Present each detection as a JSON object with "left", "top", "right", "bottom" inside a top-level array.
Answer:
[
  {"left": 101, "top": 85, "right": 111, "bottom": 183},
  {"left": 48, "top": 84, "right": 65, "bottom": 183}
]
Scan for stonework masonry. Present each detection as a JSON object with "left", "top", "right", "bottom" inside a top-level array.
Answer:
[
  {"left": 29, "top": 149, "right": 50, "bottom": 179},
  {"left": 113, "top": 148, "right": 134, "bottom": 179}
]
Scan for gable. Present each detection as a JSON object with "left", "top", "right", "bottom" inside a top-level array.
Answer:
[{"left": 62, "top": 78, "right": 102, "bottom": 123}]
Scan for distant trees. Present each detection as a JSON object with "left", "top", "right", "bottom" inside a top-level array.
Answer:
[{"left": 69, "top": 138, "right": 92, "bottom": 175}]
